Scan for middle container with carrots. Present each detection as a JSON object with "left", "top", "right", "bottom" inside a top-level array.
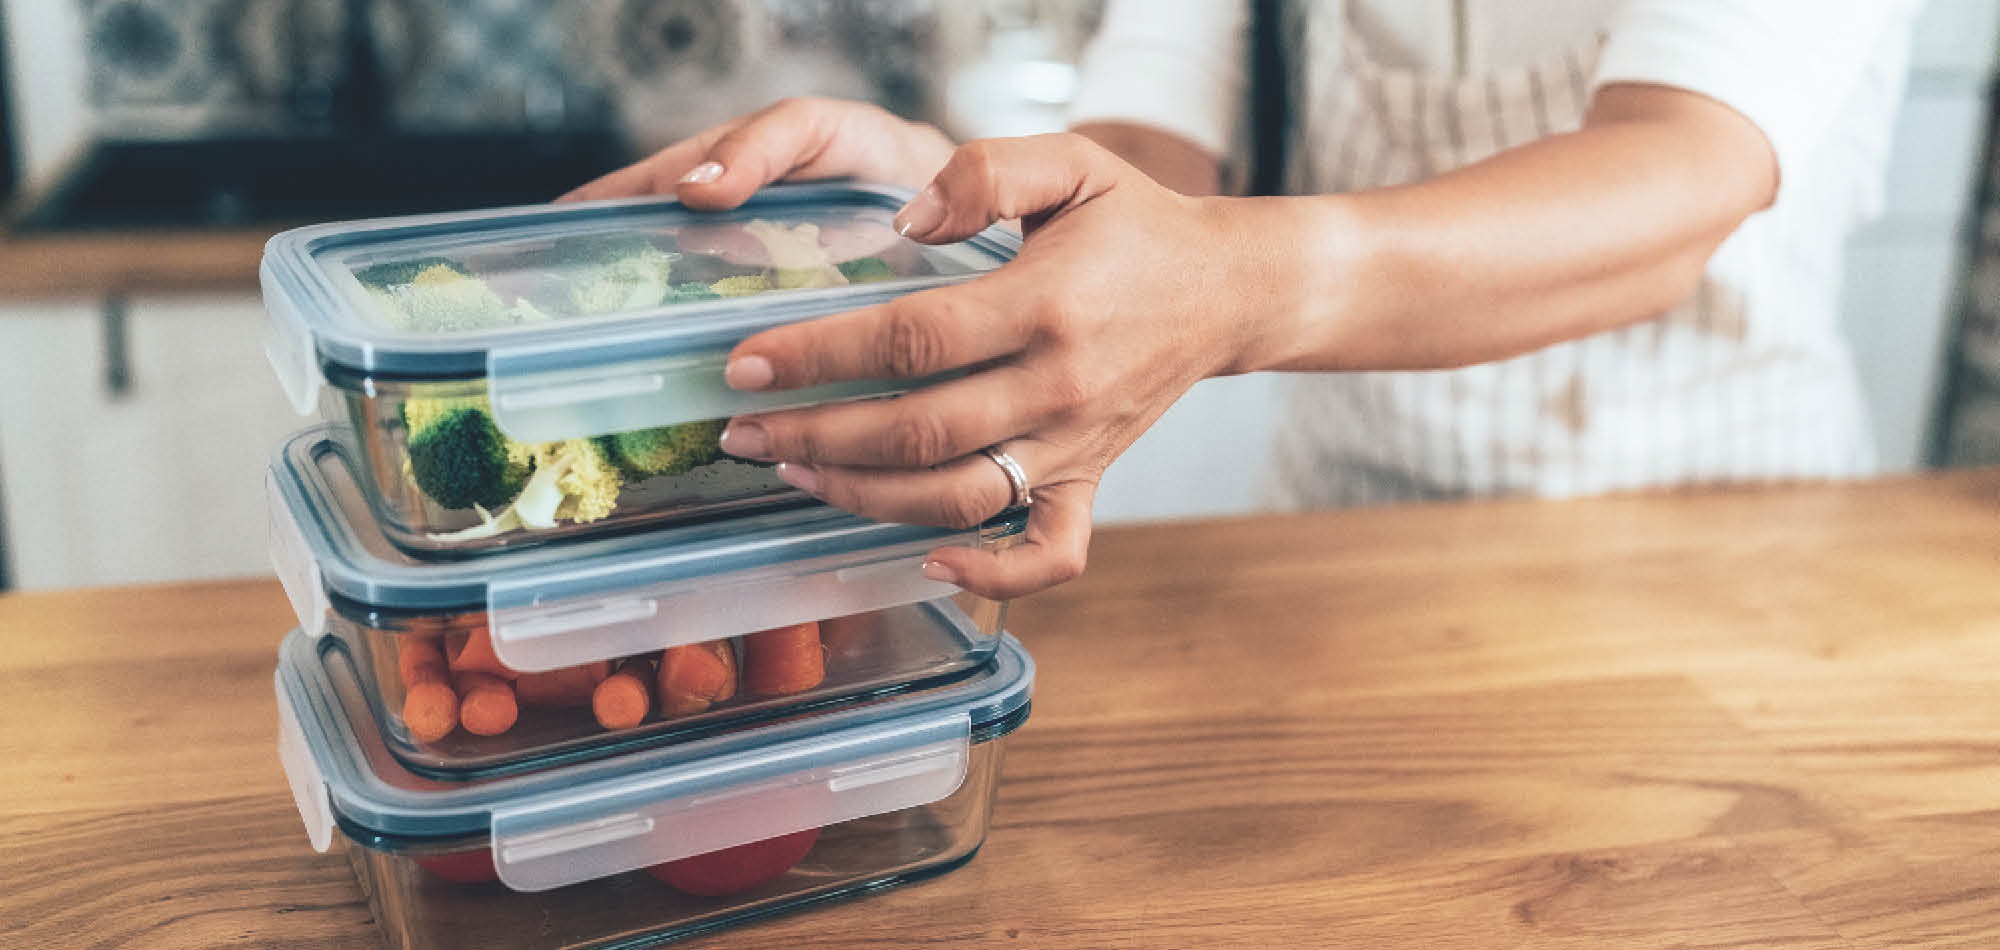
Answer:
[{"left": 270, "top": 424, "right": 1023, "bottom": 777}]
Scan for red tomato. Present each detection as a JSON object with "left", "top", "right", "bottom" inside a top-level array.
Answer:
[
  {"left": 413, "top": 848, "right": 499, "bottom": 884},
  {"left": 644, "top": 828, "right": 821, "bottom": 897}
]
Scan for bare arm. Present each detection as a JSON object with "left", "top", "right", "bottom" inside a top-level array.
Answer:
[
  {"left": 719, "top": 84, "right": 1780, "bottom": 596},
  {"left": 1234, "top": 83, "right": 1777, "bottom": 374}
]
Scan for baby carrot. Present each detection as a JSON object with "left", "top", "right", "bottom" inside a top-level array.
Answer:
[
  {"left": 445, "top": 623, "right": 517, "bottom": 680},
  {"left": 403, "top": 681, "right": 460, "bottom": 743},
  {"left": 397, "top": 637, "right": 459, "bottom": 743},
  {"left": 592, "top": 655, "right": 657, "bottom": 730},
  {"left": 455, "top": 672, "right": 518, "bottom": 736},
  {"left": 657, "top": 640, "right": 738, "bottom": 717},
  {"left": 816, "top": 612, "right": 875, "bottom": 670},
  {"left": 514, "top": 661, "right": 612, "bottom": 708},
  {"left": 742, "top": 622, "right": 825, "bottom": 698},
  {"left": 398, "top": 636, "right": 449, "bottom": 686}
]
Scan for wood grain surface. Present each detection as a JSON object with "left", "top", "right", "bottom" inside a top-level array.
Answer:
[
  {"left": 0, "top": 229, "right": 267, "bottom": 299},
  {"left": 2, "top": 470, "right": 1998, "bottom": 947}
]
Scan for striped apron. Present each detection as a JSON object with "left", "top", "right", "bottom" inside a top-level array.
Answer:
[{"left": 1261, "top": 2, "right": 1877, "bottom": 508}]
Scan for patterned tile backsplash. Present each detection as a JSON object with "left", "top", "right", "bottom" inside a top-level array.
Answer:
[{"left": 76, "top": 0, "right": 1105, "bottom": 144}]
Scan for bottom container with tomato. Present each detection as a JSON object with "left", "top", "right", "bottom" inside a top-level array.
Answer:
[{"left": 277, "top": 625, "right": 1032, "bottom": 949}]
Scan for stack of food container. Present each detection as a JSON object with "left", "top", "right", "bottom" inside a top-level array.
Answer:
[{"left": 260, "top": 185, "right": 1036, "bottom": 948}]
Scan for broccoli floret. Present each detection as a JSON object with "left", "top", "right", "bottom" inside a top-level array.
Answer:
[
  {"left": 550, "top": 234, "right": 678, "bottom": 315},
  {"left": 711, "top": 274, "right": 774, "bottom": 297},
  {"left": 363, "top": 261, "right": 517, "bottom": 333},
  {"left": 401, "top": 396, "right": 635, "bottom": 531},
  {"left": 401, "top": 394, "right": 484, "bottom": 435},
  {"left": 665, "top": 281, "right": 721, "bottom": 305},
  {"left": 837, "top": 257, "right": 897, "bottom": 283},
  {"left": 354, "top": 257, "right": 472, "bottom": 290},
  {"left": 598, "top": 420, "right": 727, "bottom": 479},
  {"left": 437, "top": 437, "right": 624, "bottom": 534},
  {"left": 405, "top": 402, "right": 534, "bottom": 510},
  {"left": 531, "top": 439, "right": 625, "bottom": 524},
  {"left": 548, "top": 233, "right": 662, "bottom": 267}
]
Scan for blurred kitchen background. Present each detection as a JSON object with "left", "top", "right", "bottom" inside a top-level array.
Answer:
[{"left": 0, "top": 0, "right": 1998, "bottom": 591}]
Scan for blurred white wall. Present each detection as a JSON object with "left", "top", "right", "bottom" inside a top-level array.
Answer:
[{"left": 2, "top": 0, "right": 90, "bottom": 191}]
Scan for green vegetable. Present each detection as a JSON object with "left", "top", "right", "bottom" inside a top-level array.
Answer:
[
  {"left": 361, "top": 260, "right": 519, "bottom": 333},
  {"left": 665, "top": 281, "right": 722, "bottom": 304},
  {"left": 598, "top": 420, "right": 727, "bottom": 479},
  {"left": 711, "top": 274, "right": 773, "bottom": 297},
  {"left": 404, "top": 399, "right": 534, "bottom": 510},
  {"left": 354, "top": 257, "right": 473, "bottom": 289},
  {"left": 837, "top": 257, "right": 896, "bottom": 283},
  {"left": 553, "top": 234, "right": 677, "bottom": 315},
  {"left": 532, "top": 439, "right": 625, "bottom": 525},
  {"left": 420, "top": 433, "right": 628, "bottom": 539},
  {"left": 548, "top": 233, "right": 661, "bottom": 267}
]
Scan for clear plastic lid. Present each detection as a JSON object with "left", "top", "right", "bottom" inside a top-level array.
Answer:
[
  {"left": 276, "top": 628, "right": 1034, "bottom": 892},
  {"left": 269, "top": 426, "right": 1027, "bottom": 672},
  {"left": 262, "top": 184, "right": 1019, "bottom": 441}
]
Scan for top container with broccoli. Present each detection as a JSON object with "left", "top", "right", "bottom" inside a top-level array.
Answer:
[{"left": 261, "top": 185, "right": 1019, "bottom": 556}]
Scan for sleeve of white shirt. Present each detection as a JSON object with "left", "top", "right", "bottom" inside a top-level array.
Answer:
[
  {"left": 1593, "top": 0, "right": 1923, "bottom": 191},
  {"left": 1066, "top": 0, "right": 1249, "bottom": 158}
]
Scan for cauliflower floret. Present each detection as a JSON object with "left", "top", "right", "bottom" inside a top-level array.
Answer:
[{"left": 537, "top": 439, "right": 625, "bottom": 524}]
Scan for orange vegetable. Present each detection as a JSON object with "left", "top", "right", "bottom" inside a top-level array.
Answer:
[
  {"left": 514, "top": 661, "right": 612, "bottom": 708},
  {"left": 593, "top": 655, "right": 656, "bottom": 730},
  {"left": 455, "top": 672, "right": 518, "bottom": 736},
  {"left": 657, "top": 640, "right": 738, "bottom": 717},
  {"left": 397, "top": 637, "right": 460, "bottom": 743},
  {"left": 445, "top": 623, "right": 517, "bottom": 680},
  {"left": 816, "top": 612, "right": 876, "bottom": 670},
  {"left": 742, "top": 622, "right": 825, "bottom": 698}
]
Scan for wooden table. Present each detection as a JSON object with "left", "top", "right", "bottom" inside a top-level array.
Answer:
[
  {"left": 0, "top": 229, "right": 268, "bottom": 298},
  {"left": 4, "top": 471, "right": 1999, "bottom": 947}
]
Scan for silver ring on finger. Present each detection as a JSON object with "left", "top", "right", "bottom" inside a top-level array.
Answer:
[{"left": 981, "top": 445, "right": 1034, "bottom": 510}]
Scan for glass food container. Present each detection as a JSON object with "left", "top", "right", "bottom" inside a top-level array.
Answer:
[
  {"left": 261, "top": 184, "right": 1019, "bottom": 556},
  {"left": 271, "top": 426, "right": 1023, "bottom": 778},
  {"left": 277, "top": 629, "right": 1034, "bottom": 949}
]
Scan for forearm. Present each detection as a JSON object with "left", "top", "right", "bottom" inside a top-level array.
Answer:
[{"left": 1228, "top": 86, "right": 1777, "bottom": 375}]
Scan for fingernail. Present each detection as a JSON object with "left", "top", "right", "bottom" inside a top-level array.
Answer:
[
  {"left": 774, "top": 462, "right": 820, "bottom": 494},
  {"left": 724, "top": 355, "right": 774, "bottom": 391},
  {"left": 921, "top": 560, "right": 959, "bottom": 585},
  {"left": 718, "top": 421, "right": 770, "bottom": 460},
  {"left": 679, "top": 161, "right": 725, "bottom": 185},
  {"left": 894, "top": 186, "right": 945, "bottom": 239}
]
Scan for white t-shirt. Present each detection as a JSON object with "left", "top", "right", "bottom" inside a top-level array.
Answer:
[{"left": 1069, "top": 0, "right": 1923, "bottom": 505}]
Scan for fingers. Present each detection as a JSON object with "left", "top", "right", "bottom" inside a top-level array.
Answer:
[
  {"left": 721, "top": 364, "right": 1071, "bottom": 469},
  {"left": 894, "top": 133, "right": 1125, "bottom": 244},
  {"left": 769, "top": 449, "right": 1021, "bottom": 530},
  {"left": 559, "top": 119, "right": 744, "bottom": 202},
  {"left": 726, "top": 280, "right": 1033, "bottom": 392},
  {"left": 923, "top": 482, "right": 1094, "bottom": 600},
  {"left": 559, "top": 97, "right": 891, "bottom": 209},
  {"left": 673, "top": 97, "right": 851, "bottom": 211},
  {"left": 759, "top": 440, "right": 1093, "bottom": 598}
]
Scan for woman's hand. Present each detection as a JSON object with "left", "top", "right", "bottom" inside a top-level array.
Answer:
[
  {"left": 715, "top": 133, "right": 1310, "bottom": 600},
  {"left": 560, "top": 97, "right": 957, "bottom": 208}
]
